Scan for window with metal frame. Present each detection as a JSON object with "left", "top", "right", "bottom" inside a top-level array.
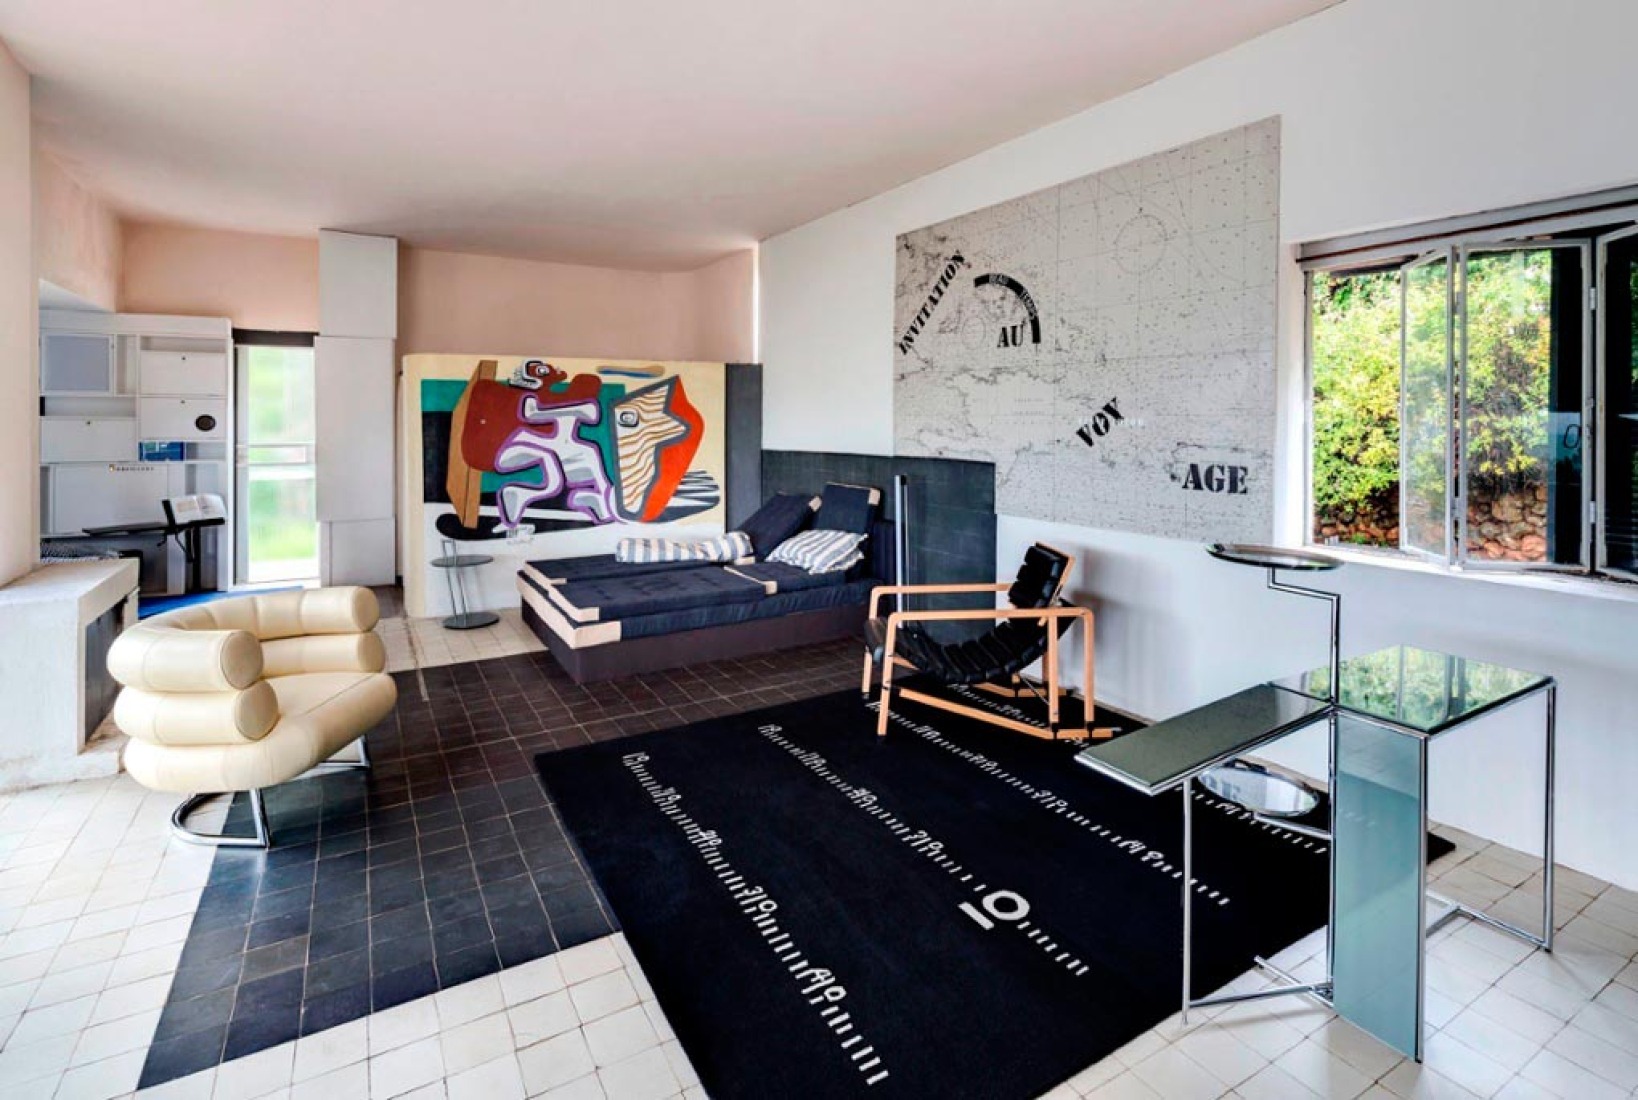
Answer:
[{"left": 1302, "top": 186, "right": 1638, "bottom": 583}]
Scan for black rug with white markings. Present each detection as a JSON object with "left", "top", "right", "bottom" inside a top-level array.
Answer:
[{"left": 537, "top": 690, "right": 1339, "bottom": 1100}]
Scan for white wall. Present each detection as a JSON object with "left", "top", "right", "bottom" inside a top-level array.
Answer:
[
  {"left": 317, "top": 231, "right": 398, "bottom": 585},
  {"left": 759, "top": 0, "right": 1638, "bottom": 888},
  {"left": 0, "top": 41, "right": 35, "bottom": 588}
]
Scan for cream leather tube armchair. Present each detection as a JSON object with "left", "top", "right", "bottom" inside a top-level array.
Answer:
[{"left": 107, "top": 587, "right": 398, "bottom": 848}]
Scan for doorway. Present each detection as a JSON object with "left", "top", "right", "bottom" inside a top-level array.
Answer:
[{"left": 234, "top": 337, "right": 319, "bottom": 584}]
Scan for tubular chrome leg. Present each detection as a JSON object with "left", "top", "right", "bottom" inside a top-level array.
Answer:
[
  {"left": 1416, "top": 735, "right": 1429, "bottom": 1062},
  {"left": 1327, "top": 709, "right": 1339, "bottom": 989},
  {"left": 1182, "top": 775, "right": 1193, "bottom": 1024},
  {"left": 442, "top": 538, "right": 463, "bottom": 620},
  {"left": 172, "top": 790, "right": 271, "bottom": 849},
  {"left": 1181, "top": 767, "right": 1334, "bottom": 1017},
  {"left": 1543, "top": 684, "right": 1556, "bottom": 952},
  {"left": 1267, "top": 568, "right": 1341, "bottom": 703},
  {"left": 319, "top": 735, "right": 372, "bottom": 771}
]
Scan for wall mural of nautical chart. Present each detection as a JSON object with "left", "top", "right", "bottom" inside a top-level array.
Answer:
[{"left": 893, "top": 118, "right": 1280, "bottom": 542}]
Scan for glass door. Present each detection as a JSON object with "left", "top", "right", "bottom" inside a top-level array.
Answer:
[
  {"left": 234, "top": 343, "right": 318, "bottom": 584},
  {"left": 1598, "top": 227, "right": 1638, "bottom": 579},
  {"left": 1400, "top": 250, "right": 1455, "bottom": 559},
  {"left": 1457, "top": 242, "right": 1590, "bottom": 570}
]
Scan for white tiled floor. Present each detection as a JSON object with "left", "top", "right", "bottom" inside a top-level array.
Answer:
[
  {"left": 1067, "top": 831, "right": 1638, "bottom": 1100},
  {"left": 377, "top": 608, "right": 544, "bottom": 675},
  {"left": 5, "top": 612, "right": 1637, "bottom": 1099},
  {"left": 131, "top": 937, "right": 702, "bottom": 1100}
]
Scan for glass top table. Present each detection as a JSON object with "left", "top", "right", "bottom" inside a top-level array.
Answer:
[
  {"left": 1073, "top": 641, "right": 1556, "bottom": 1063},
  {"left": 1074, "top": 683, "right": 1331, "bottom": 795},
  {"left": 431, "top": 553, "right": 496, "bottom": 569},
  {"left": 1273, "top": 645, "right": 1551, "bottom": 737},
  {"left": 1205, "top": 543, "right": 1342, "bottom": 572}
]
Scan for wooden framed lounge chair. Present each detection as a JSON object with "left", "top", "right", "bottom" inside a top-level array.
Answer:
[{"left": 861, "top": 543, "right": 1112, "bottom": 741}]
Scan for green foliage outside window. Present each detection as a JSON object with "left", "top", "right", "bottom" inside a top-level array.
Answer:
[
  {"left": 1311, "top": 253, "right": 1556, "bottom": 547},
  {"left": 1310, "top": 270, "right": 1401, "bottom": 533}
]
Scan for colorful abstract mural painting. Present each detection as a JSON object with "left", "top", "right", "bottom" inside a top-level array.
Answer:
[{"left": 409, "top": 355, "right": 725, "bottom": 544}]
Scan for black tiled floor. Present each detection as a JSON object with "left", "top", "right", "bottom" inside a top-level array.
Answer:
[{"left": 138, "top": 635, "right": 862, "bottom": 1090}]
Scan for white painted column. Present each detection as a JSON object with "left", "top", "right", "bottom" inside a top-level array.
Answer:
[{"left": 316, "top": 231, "right": 398, "bottom": 585}]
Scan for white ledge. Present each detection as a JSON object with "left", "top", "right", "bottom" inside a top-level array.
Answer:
[{"left": 1305, "top": 544, "right": 1638, "bottom": 606}]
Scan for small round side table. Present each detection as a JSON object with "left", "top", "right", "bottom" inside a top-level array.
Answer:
[{"left": 431, "top": 538, "right": 499, "bottom": 630}]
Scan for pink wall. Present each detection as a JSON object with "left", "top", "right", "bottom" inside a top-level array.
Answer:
[
  {"left": 117, "top": 223, "right": 755, "bottom": 361},
  {"left": 121, "top": 222, "right": 319, "bottom": 330},
  {"left": 398, "top": 246, "right": 755, "bottom": 361},
  {"left": 682, "top": 249, "right": 756, "bottom": 363},
  {"left": 33, "top": 149, "right": 121, "bottom": 311},
  {"left": 0, "top": 42, "right": 34, "bottom": 586}
]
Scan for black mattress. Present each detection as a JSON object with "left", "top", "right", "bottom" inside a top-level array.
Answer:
[
  {"left": 519, "top": 566, "right": 879, "bottom": 641},
  {"left": 618, "top": 577, "right": 879, "bottom": 639},
  {"left": 729, "top": 561, "right": 848, "bottom": 594},
  {"left": 549, "top": 567, "right": 769, "bottom": 622}
]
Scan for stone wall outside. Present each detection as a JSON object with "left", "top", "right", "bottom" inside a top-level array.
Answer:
[{"left": 1316, "top": 483, "right": 1547, "bottom": 561}]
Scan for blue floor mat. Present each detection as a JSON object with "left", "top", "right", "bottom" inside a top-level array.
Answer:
[{"left": 138, "top": 587, "right": 301, "bottom": 619}]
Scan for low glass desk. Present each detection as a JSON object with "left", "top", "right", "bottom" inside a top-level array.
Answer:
[
  {"left": 1276, "top": 646, "right": 1556, "bottom": 1059},
  {"left": 1076, "top": 646, "right": 1557, "bottom": 1062}
]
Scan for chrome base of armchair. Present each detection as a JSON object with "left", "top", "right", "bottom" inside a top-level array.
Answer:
[
  {"left": 169, "top": 736, "right": 373, "bottom": 849},
  {"left": 172, "top": 789, "right": 272, "bottom": 849}
]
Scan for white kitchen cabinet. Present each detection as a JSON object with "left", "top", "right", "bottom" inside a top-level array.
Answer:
[
  {"left": 40, "top": 312, "right": 235, "bottom": 592},
  {"left": 40, "top": 332, "right": 114, "bottom": 394},
  {"left": 140, "top": 396, "right": 227, "bottom": 440},
  {"left": 140, "top": 349, "right": 227, "bottom": 395},
  {"left": 48, "top": 464, "right": 171, "bottom": 536},
  {"left": 40, "top": 418, "right": 139, "bottom": 464}
]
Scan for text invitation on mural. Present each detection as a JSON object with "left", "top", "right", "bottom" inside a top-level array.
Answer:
[{"left": 893, "top": 118, "right": 1280, "bottom": 542}]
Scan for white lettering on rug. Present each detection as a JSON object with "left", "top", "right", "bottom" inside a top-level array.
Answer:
[
  {"left": 757, "top": 725, "right": 1093, "bottom": 979},
  {"left": 621, "top": 751, "right": 891, "bottom": 1088},
  {"left": 935, "top": 689, "right": 1330, "bottom": 856},
  {"left": 870, "top": 701, "right": 1252, "bottom": 907}
]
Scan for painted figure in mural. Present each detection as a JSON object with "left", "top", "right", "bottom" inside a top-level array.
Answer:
[
  {"left": 612, "top": 377, "right": 704, "bottom": 522},
  {"left": 444, "top": 358, "right": 704, "bottom": 532}
]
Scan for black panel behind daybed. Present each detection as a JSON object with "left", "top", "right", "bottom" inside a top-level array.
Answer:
[{"left": 761, "top": 450, "right": 997, "bottom": 612}]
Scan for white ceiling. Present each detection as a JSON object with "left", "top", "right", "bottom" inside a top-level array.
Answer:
[{"left": 4, "top": 0, "right": 1336, "bottom": 271}]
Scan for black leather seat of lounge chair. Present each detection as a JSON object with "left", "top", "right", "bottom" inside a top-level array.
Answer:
[{"left": 862, "top": 543, "right": 1110, "bottom": 741}]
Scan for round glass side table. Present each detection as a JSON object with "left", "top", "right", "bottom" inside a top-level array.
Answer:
[
  {"left": 1198, "top": 759, "right": 1320, "bottom": 817},
  {"left": 431, "top": 538, "right": 500, "bottom": 630},
  {"left": 1198, "top": 758, "right": 1329, "bottom": 840}
]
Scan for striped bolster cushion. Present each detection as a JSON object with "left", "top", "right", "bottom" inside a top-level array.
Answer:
[
  {"left": 615, "top": 531, "right": 753, "bottom": 564},
  {"left": 765, "top": 529, "right": 868, "bottom": 574}
]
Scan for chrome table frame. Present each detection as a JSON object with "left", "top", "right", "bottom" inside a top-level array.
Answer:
[
  {"left": 1327, "top": 678, "right": 1556, "bottom": 1060},
  {"left": 1178, "top": 677, "right": 1556, "bottom": 1059}
]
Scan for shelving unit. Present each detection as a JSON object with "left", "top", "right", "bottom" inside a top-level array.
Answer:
[{"left": 39, "top": 311, "right": 234, "bottom": 594}]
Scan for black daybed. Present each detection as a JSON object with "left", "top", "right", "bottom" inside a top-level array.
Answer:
[{"left": 517, "top": 488, "right": 894, "bottom": 682}]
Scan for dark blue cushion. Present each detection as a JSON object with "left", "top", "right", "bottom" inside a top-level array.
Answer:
[
  {"left": 737, "top": 493, "right": 816, "bottom": 559},
  {"left": 815, "top": 482, "right": 879, "bottom": 534}
]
